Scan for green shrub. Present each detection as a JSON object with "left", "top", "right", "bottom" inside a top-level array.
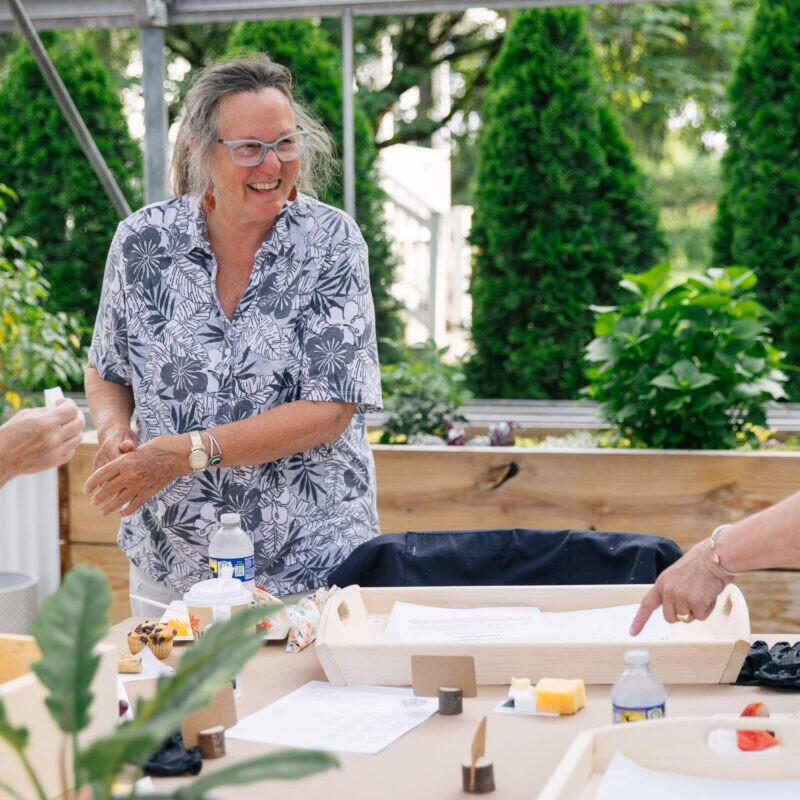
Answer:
[
  {"left": 226, "top": 20, "right": 403, "bottom": 356},
  {"left": 466, "top": 8, "right": 664, "bottom": 400},
  {"left": 379, "top": 339, "right": 469, "bottom": 442},
  {"left": 713, "top": 0, "right": 800, "bottom": 398},
  {"left": 0, "top": 566, "right": 336, "bottom": 799},
  {"left": 0, "top": 185, "right": 85, "bottom": 422},
  {"left": 583, "top": 263, "right": 787, "bottom": 449},
  {"left": 0, "top": 32, "right": 142, "bottom": 323}
]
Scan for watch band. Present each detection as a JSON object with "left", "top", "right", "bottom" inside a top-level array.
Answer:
[{"left": 188, "top": 430, "right": 210, "bottom": 472}]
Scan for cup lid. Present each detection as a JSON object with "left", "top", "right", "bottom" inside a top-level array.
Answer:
[{"left": 184, "top": 566, "right": 251, "bottom": 606}]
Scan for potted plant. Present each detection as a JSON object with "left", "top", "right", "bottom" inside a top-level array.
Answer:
[{"left": 0, "top": 566, "right": 336, "bottom": 799}]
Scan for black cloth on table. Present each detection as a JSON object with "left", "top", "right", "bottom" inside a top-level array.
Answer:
[
  {"left": 144, "top": 731, "right": 202, "bottom": 777},
  {"left": 735, "top": 640, "right": 800, "bottom": 687},
  {"left": 327, "top": 528, "right": 683, "bottom": 588}
]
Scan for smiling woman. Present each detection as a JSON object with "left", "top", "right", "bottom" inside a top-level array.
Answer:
[{"left": 83, "top": 56, "right": 382, "bottom": 617}]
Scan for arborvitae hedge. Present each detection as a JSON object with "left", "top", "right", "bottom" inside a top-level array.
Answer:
[
  {"left": 227, "top": 20, "right": 402, "bottom": 350},
  {"left": 0, "top": 33, "right": 142, "bottom": 322},
  {"left": 713, "top": 0, "right": 800, "bottom": 397},
  {"left": 467, "top": 9, "right": 664, "bottom": 399}
]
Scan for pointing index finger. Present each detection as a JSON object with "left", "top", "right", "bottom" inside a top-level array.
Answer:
[{"left": 630, "top": 585, "right": 663, "bottom": 636}]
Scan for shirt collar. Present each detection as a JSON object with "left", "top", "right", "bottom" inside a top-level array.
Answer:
[{"left": 177, "top": 193, "right": 297, "bottom": 258}]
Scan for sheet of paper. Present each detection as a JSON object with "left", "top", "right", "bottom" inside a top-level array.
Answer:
[
  {"left": 381, "top": 602, "right": 545, "bottom": 643},
  {"left": 596, "top": 751, "right": 799, "bottom": 800},
  {"left": 381, "top": 602, "right": 669, "bottom": 643},
  {"left": 119, "top": 645, "right": 175, "bottom": 683},
  {"left": 225, "top": 680, "right": 438, "bottom": 754},
  {"left": 43, "top": 387, "right": 63, "bottom": 409}
]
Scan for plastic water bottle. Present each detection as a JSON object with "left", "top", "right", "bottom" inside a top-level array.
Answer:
[
  {"left": 611, "top": 649, "right": 666, "bottom": 723},
  {"left": 208, "top": 512, "right": 255, "bottom": 592}
]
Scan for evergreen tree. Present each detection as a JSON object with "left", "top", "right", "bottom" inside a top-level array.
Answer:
[
  {"left": 227, "top": 20, "right": 402, "bottom": 351},
  {"left": 713, "top": 0, "right": 800, "bottom": 396},
  {"left": 467, "top": 8, "right": 664, "bottom": 398},
  {"left": 0, "top": 32, "right": 142, "bottom": 322}
]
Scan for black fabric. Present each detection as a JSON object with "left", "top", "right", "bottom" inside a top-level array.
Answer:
[
  {"left": 735, "top": 640, "right": 800, "bottom": 687},
  {"left": 144, "top": 731, "right": 202, "bottom": 777},
  {"left": 327, "top": 528, "right": 683, "bottom": 588}
]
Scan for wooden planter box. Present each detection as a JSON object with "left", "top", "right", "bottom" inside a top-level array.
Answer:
[{"left": 62, "top": 438, "right": 800, "bottom": 631}]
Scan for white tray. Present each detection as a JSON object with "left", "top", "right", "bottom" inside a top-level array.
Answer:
[
  {"left": 315, "top": 584, "right": 750, "bottom": 685},
  {"left": 538, "top": 716, "right": 800, "bottom": 799}
]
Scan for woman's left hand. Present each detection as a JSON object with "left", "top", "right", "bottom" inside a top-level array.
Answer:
[{"left": 83, "top": 437, "right": 185, "bottom": 517}]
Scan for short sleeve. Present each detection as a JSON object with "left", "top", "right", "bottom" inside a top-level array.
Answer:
[
  {"left": 301, "top": 214, "right": 382, "bottom": 413},
  {"left": 88, "top": 223, "right": 132, "bottom": 386}
]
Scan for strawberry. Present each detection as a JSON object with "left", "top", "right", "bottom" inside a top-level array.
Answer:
[{"left": 737, "top": 701, "right": 779, "bottom": 751}]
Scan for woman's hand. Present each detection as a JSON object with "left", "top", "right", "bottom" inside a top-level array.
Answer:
[
  {"left": 93, "top": 424, "right": 138, "bottom": 470},
  {"left": 84, "top": 436, "right": 186, "bottom": 517},
  {"left": 629, "top": 539, "right": 732, "bottom": 635}
]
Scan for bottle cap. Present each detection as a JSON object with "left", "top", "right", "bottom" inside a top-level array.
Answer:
[
  {"left": 220, "top": 512, "right": 241, "bottom": 526},
  {"left": 624, "top": 649, "right": 651, "bottom": 666}
]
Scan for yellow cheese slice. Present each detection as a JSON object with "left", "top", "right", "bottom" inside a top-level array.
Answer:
[{"left": 535, "top": 677, "right": 586, "bottom": 715}]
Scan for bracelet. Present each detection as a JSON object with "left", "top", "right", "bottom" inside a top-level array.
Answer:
[
  {"left": 709, "top": 524, "right": 741, "bottom": 577},
  {"left": 204, "top": 431, "right": 223, "bottom": 467}
]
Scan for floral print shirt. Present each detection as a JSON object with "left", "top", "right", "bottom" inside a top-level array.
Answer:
[{"left": 89, "top": 192, "right": 382, "bottom": 594}]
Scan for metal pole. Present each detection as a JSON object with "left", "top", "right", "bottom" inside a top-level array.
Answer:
[
  {"left": 140, "top": 24, "right": 169, "bottom": 203},
  {"left": 341, "top": 7, "right": 356, "bottom": 219},
  {"left": 7, "top": 0, "right": 131, "bottom": 219}
]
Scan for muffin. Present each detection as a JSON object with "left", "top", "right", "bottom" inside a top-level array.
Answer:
[
  {"left": 147, "top": 623, "right": 175, "bottom": 660},
  {"left": 127, "top": 619, "right": 176, "bottom": 659},
  {"left": 127, "top": 619, "right": 159, "bottom": 655}
]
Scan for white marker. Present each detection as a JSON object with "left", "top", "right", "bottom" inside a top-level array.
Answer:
[{"left": 43, "top": 387, "right": 64, "bottom": 409}]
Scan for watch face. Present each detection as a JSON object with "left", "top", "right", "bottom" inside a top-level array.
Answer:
[{"left": 189, "top": 450, "right": 209, "bottom": 470}]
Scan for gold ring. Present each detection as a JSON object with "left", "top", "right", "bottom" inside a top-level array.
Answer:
[{"left": 676, "top": 612, "right": 693, "bottom": 623}]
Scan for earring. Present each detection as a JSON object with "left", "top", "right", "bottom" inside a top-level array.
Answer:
[
  {"left": 288, "top": 185, "right": 298, "bottom": 202},
  {"left": 202, "top": 189, "right": 216, "bottom": 213}
]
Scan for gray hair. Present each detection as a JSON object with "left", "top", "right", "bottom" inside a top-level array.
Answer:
[{"left": 170, "top": 55, "right": 334, "bottom": 200}]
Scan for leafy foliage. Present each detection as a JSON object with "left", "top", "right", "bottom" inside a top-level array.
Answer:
[
  {"left": 583, "top": 263, "right": 787, "bottom": 449},
  {"left": 586, "top": 1, "right": 756, "bottom": 157},
  {"left": 379, "top": 338, "right": 468, "bottom": 441},
  {"left": 466, "top": 8, "right": 664, "bottom": 400},
  {"left": 0, "top": 185, "right": 86, "bottom": 422},
  {"left": 713, "top": 0, "right": 800, "bottom": 398},
  {"left": 226, "top": 20, "right": 402, "bottom": 355},
  {"left": 0, "top": 566, "right": 337, "bottom": 800},
  {"left": 0, "top": 32, "right": 142, "bottom": 324}
]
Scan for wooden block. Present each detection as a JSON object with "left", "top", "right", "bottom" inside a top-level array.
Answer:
[
  {"left": 181, "top": 683, "right": 237, "bottom": 749},
  {"left": 198, "top": 725, "right": 226, "bottom": 759},
  {"left": 438, "top": 686, "right": 463, "bottom": 715},
  {"left": 462, "top": 758, "right": 495, "bottom": 794},
  {"left": 0, "top": 635, "right": 41, "bottom": 683},
  {"left": 411, "top": 655, "right": 477, "bottom": 697}
]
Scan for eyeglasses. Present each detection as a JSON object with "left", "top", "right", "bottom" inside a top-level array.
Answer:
[{"left": 216, "top": 130, "right": 309, "bottom": 166}]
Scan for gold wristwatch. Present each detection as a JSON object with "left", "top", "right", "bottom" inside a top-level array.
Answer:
[{"left": 188, "top": 431, "right": 210, "bottom": 472}]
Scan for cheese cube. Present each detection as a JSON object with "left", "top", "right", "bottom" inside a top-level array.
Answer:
[{"left": 535, "top": 677, "right": 586, "bottom": 715}]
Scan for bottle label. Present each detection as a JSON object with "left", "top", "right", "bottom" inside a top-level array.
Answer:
[
  {"left": 209, "top": 555, "right": 254, "bottom": 583},
  {"left": 612, "top": 702, "right": 665, "bottom": 723}
]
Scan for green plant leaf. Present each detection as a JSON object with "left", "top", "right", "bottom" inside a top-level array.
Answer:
[
  {"left": 0, "top": 698, "right": 28, "bottom": 750},
  {"left": 78, "top": 603, "right": 270, "bottom": 784},
  {"left": 30, "top": 566, "right": 112, "bottom": 734},
  {"left": 173, "top": 751, "right": 340, "bottom": 800},
  {"left": 651, "top": 374, "right": 680, "bottom": 390}
]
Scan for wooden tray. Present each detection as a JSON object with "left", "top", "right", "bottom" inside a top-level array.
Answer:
[
  {"left": 0, "top": 634, "right": 118, "bottom": 799},
  {"left": 538, "top": 716, "right": 800, "bottom": 799},
  {"left": 315, "top": 584, "right": 750, "bottom": 686}
]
